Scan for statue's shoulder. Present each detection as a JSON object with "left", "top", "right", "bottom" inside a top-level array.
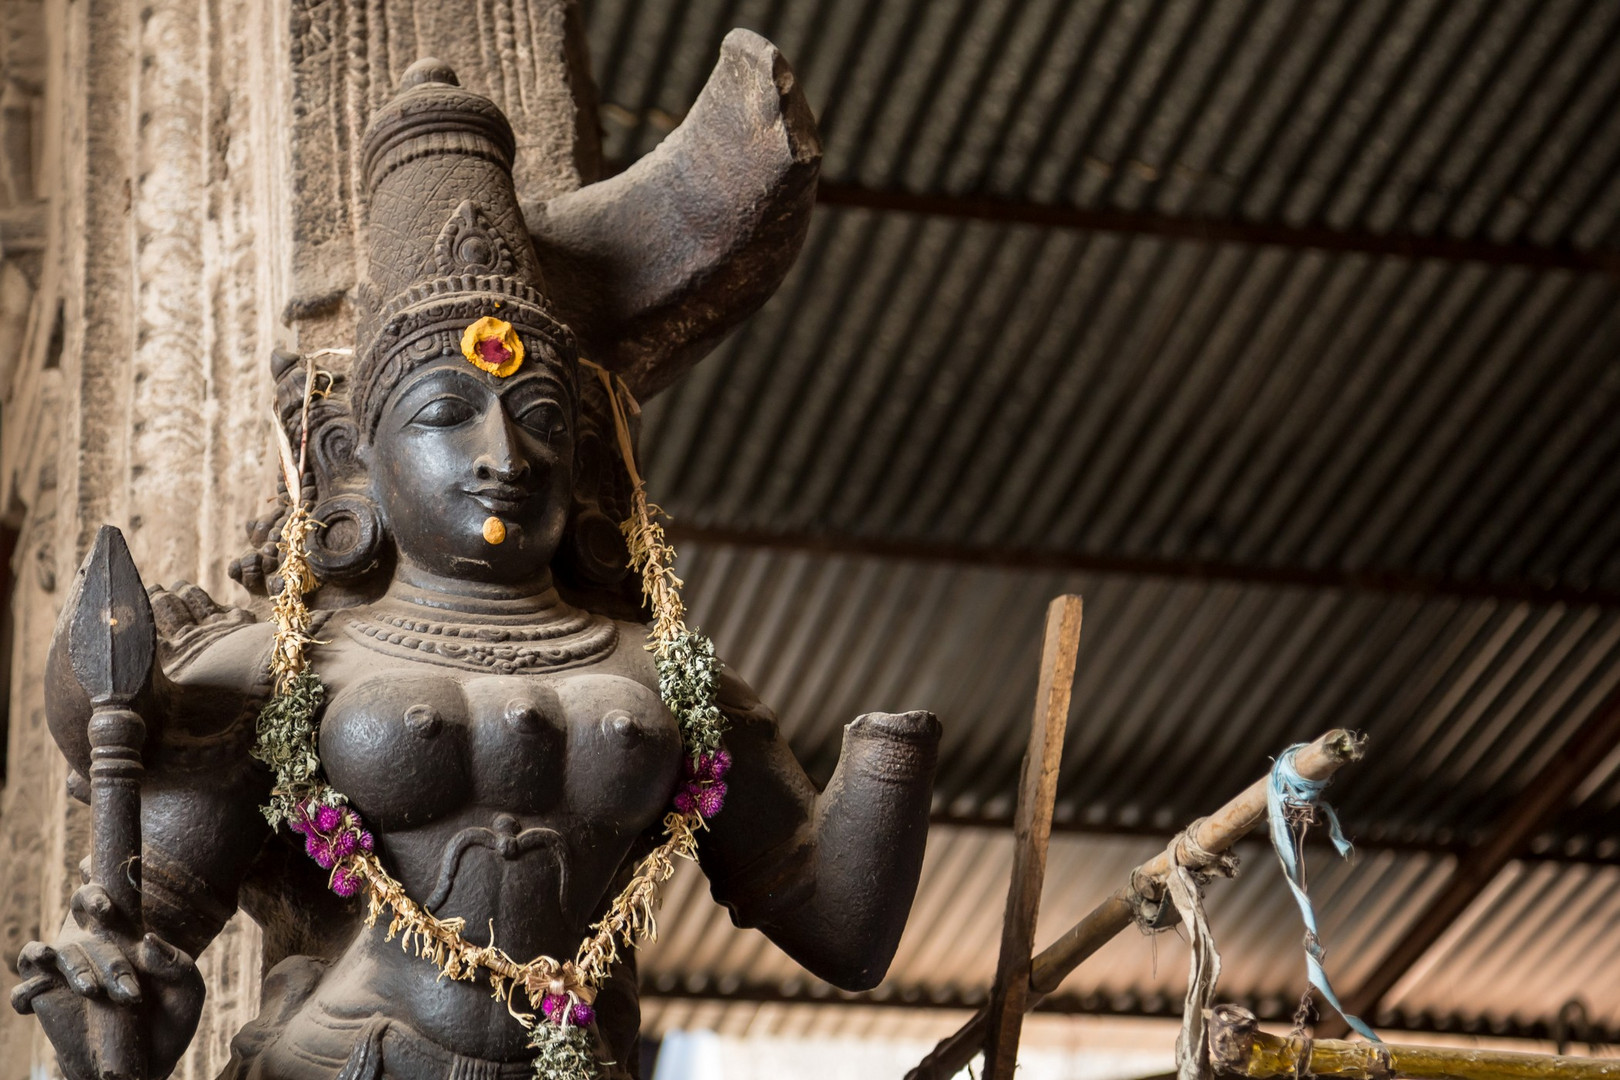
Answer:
[
  {"left": 600, "top": 622, "right": 780, "bottom": 734},
  {"left": 148, "top": 580, "right": 270, "bottom": 683},
  {"left": 606, "top": 618, "right": 658, "bottom": 687}
]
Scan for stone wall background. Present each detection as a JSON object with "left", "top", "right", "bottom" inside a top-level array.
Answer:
[{"left": 0, "top": 2, "right": 596, "bottom": 1075}]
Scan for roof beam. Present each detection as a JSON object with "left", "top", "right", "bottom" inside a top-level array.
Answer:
[
  {"left": 816, "top": 183, "right": 1620, "bottom": 276},
  {"left": 639, "top": 978, "right": 1620, "bottom": 1046},
  {"left": 1319, "top": 687, "right": 1620, "bottom": 1037},
  {"left": 926, "top": 813, "right": 1620, "bottom": 868},
  {"left": 666, "top": 524, "right": 1620, "bottom": 610}
]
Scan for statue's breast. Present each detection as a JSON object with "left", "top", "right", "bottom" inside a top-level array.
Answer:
[{"left": 317, "top": 666, "right": 682, "bottom": 835}]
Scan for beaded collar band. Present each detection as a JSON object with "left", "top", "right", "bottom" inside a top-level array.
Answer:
[{"left": 251, "top": 352, "right": 726, "bottom": 1079}]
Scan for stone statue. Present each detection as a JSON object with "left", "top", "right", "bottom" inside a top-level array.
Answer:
[{"left": 12, "top": 33, "right": 941, "bottom": 1080}]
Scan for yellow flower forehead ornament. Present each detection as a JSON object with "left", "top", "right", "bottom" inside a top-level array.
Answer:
[{"left": 461, "top": 315, "right": 524, "bottom": 377}]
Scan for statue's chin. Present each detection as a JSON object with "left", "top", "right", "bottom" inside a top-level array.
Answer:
[{"left": 393, "top": 532, "right": 562, "bottom": 592}]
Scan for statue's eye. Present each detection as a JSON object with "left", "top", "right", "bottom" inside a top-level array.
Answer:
[
  {"left": 409, "top": 397, "right": 477, "bottom": 428},
  {"left": 516, "top": 401, "right": 565, "bottom": 441}
]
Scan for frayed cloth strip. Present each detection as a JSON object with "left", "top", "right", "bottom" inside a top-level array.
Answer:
[{"left": 1268, "top": 744, "right": 1382, "bottom": 1045}]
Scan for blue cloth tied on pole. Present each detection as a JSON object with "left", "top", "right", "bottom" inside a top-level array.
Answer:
[{"left": 1267, "top": 743, "right": 1383, "bottom": 1044}]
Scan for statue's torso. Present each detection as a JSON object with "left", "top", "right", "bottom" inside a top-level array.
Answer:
[{"left": 224, "top": 594, "right": 681, "bottom": 1065}]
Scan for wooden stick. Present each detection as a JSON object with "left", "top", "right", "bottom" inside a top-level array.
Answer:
[
  {"left": 983, "top": 596, "right": 1083, "bottom": 1080},
  {"left": 1207, "top": 1005, "right": 1620, "bottom": 1080},
  {"left": 906, "top": 728, "right": 1368, "bottom": 1080}
]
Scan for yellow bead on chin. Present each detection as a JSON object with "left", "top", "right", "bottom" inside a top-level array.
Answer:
[{"left": 482, "top": 517, "right": 507, "bottom": 545}]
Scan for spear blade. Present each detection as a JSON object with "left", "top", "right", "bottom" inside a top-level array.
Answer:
[{"left": 68, "top": 526, "right": 155, "bottom": 707}]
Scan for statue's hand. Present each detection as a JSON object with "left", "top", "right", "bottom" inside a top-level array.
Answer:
[
  {"left": 148, "top": 579, "right": 255, "bottom": 671},
  {"left": 11, "top": 884, "right": 204, "bottom": 1080},
  {"left": 228, "top": 513, "right": 283, "bottom": 596}
]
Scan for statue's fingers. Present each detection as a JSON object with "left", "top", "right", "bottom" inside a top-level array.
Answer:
[
  {"left": 9, "top": 973, "right": 56, "bottom": 1014},
  {"left": 52, "top": 942, "right": 102, "bottom": 998},
  {"left": 233, "top": 554, "right": 264, "bottom": 593},
  {"left": 80, "top": 938, "right": 140, "bottom": 1005},
  {"left": 68, "top": 883, "right": 115, "bottom": 935},
  {"left": 17, "top": 941, "right": 58, "bottom": 980},
  {"left": 174, "top": 581, "right": 219, "bottom": 621},
  {"left": 135, "top": 933, "right": 195, "bottom": 983},
  {"left": 139, "top": 933, "right": 204, "bottom": 1069},
  {"left": 148, "top": 585, "right": 193, "bottom": 637}
]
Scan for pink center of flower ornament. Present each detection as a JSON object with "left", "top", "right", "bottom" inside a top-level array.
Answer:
[{"left": 476, "top": 336, "right": 513, "bottom": 368}]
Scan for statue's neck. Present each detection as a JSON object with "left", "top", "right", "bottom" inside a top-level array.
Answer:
[{"left": 384, "top": 563, "right": 565, "bottom": 619}]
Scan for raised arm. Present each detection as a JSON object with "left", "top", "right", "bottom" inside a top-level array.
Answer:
[{"left": 698, "top": 667, "right": 941, "bottom": 991}]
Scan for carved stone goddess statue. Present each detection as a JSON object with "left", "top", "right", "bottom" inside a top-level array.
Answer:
[{"left": 12, "top": 35, "right": 941, "bottom": 1080}]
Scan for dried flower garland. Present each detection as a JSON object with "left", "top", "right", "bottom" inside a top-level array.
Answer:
[{"left": 251, "top": 350, "right": 726, "bottom": 1079}]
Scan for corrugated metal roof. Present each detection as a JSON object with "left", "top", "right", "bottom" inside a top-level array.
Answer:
[
  {"left": 677, "top": 542, "right": 1620, "bottom": 850},
  {"left": 641, "top": 215, "right": 1620, "bottom": 591},
  {"left": 588, "top": 0, "right": 1620, "bottom": 248},
  {"left": 642, "top": 832, "right": 1620, "bottom": 1039},
  {"left": 575, "top": 0, "right": 1620, "bottom": 1050}
]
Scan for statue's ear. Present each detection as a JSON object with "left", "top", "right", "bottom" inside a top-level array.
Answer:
[{"left": 311, "top": 417, "right": 363, "bottom": 489}]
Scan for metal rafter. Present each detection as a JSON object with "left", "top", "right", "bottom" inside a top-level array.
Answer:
[
  {"left": 814, "top": 183, "right": 1620, "bottom": 276},
  {"left": 639, "top": 978, "right": 1620, "bottom": 1048},
  {"left": 665, "top": 524, "right": 1620, "bottom": 610},
  {"left": 1318, "top": 687, "right": 1620, "bottom": 1038}
]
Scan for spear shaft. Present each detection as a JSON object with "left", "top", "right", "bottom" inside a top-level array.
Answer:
[{"left": 68, "top": 526, "right": 156, "bottom": 1080}]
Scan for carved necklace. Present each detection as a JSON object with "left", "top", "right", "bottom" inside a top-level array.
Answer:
[
  {"left": 341, "top": 596, "right": 620, "bottom": 674},
  {"left": 251, "top": 329, "right": 727, "bottom": 1079}
]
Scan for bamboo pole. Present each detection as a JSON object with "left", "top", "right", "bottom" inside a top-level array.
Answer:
[
  {"left": 983, "top": 596, "right": 1083, "bottom": 1079},
  {"left": 1206, "top": 1005, "right": 1620, "bottom": 1080},
  {"left": 905, "top": 728, "right": 1368, "bottom": 1080}
]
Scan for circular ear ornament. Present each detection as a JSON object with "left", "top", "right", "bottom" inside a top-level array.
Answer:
[
  {"left": 306, "top": 492, "right": 387, "bottom": 580},
  {"left": 461, "top": 316, "right": 524, "bottom": 376}
]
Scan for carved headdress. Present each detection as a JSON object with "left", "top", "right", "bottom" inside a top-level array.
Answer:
[
  {"left": 235, "top": 31, "right": 820, "bottom": 614},
  {"left": 352, "top": 59, "right": 576, "bottom": 435}
]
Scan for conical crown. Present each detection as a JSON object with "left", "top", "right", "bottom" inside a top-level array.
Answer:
[{"left": 353, "top": 58, "right": 575, "bottom": 434}]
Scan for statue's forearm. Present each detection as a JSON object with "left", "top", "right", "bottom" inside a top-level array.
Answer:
[
  {"left": 701, "top": 691, "right": 941, "bottom": 991},
  {"left": 139, "top": 827, "right": 253, "bottom": 960},
  {"left": 756, "top": 711, "right": 940, "bottom": 990}
]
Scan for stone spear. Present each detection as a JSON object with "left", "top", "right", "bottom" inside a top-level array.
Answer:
[{"left": 67, "top": 525, "right": 156, "bottom": 1080}]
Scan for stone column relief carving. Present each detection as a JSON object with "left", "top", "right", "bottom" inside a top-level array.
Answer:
[{"left": 0, "top": 3, "right": 939, "bottom": 1079}]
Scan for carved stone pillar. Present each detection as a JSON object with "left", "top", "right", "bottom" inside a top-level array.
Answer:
[
  {"left": 0, "top": 3, "right": 604, "bottom": 1075},
  {"left": 0, "top": 0, "right": 289, "bottom": 1072}
]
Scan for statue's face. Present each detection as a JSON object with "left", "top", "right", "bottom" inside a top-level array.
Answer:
[{"left": 367, "top": 356, "right": 574, "bottom": 587}]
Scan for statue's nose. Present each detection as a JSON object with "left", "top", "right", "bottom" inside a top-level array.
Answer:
[
  {"left": 474, "top": 456, "right": 529, "bottom": 484},
  {"left": 473, "top": 409, "right": 530, "bottom": 484}
]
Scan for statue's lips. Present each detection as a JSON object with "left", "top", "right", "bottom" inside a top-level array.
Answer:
[{"left": 464, "top": 485, "right": 534, "bottom": 514}]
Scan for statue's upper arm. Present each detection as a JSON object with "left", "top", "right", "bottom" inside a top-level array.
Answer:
[{"left": 696, "top": 665, "right": 820, "bottom": 924}]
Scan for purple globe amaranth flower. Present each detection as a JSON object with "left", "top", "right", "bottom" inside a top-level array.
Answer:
[
  {"left": 333, "top": 831, "right": 358, "bottom": 858},
  {"left": 314, "top": 804, "right": 342, "bottom": 833},
  {"left": 305, "top": 834, "right": 336, "bottom": 869},
  {"left": 696, "top": 783, "right": 726, "bottom": 818},
  {"left": 331, "top": 866, "right": 360, "bottom": 897},
  {"left": 710, "top": 749, "right": 732, "bottom": 779},
  {"left": 542, "top": 994, "right": 565, "bottom": 1021},
  {"left": 673, "top": 790, "right": 696, "bottom": 815},
  {"left": 572, "top": 1001, "right": 595, "bottom": 1026},
  {"left": 358, "top": 830, "right": 375, "bottom": 852}
]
